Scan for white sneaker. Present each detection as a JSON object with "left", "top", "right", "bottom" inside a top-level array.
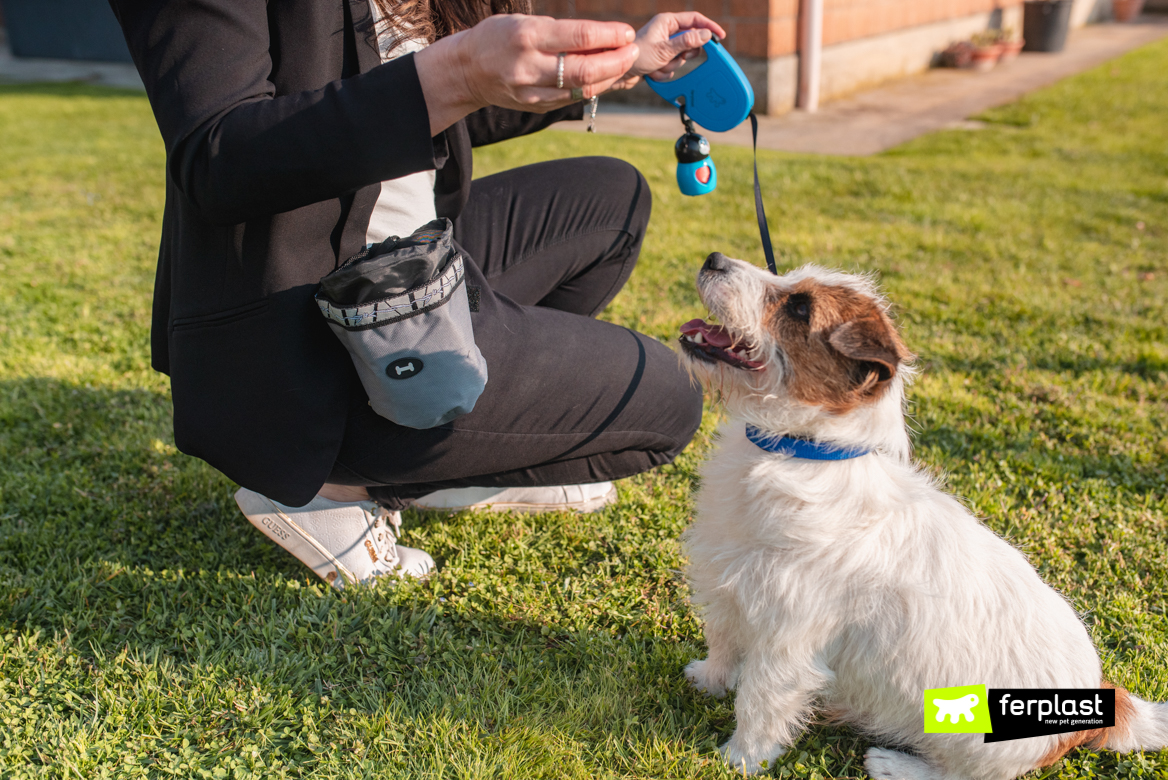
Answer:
[
  {"left": 413, "top": 483, "right": 617, "bottom": 514},
  {"left": 235, "top": 487, "right": 434, "bottom": 589}
]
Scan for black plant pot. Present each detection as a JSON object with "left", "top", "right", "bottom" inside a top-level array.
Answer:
[
  {"left": 1, "top": 0, "right": 132, "bottom": 63},
  {"left": 1022, "top": 0, "right": 1075, "bottom": 53}
]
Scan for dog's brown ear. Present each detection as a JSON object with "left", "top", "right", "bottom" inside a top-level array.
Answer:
[{"left": 828, "top": 313, "right": 911, "bottom": 393}]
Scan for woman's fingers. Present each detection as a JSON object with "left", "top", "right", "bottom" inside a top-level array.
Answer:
[
  {"left": 659, "top": 12, "right": 727, "bottom": 41},
  {"left": 433, "top": 14, "right": 651, "bottom": 118},
  {"left": 649, "top": 39, "right": 708, "bottom": 81},
  {"left": 556, "top": 45, "right": 640, "bottom": 88},
  {"left": 521, "top": 67, "right": 635, "bottom": 109},
  {"left": 660, "top": 28, "right": 712, "bottom": 61},
  {"left": 626, "top": 12, "right": 726, "bottom": 79},
  {"left": 648, "top": 56, "right": 688, "bottom": 82},
  {"left": 535, "top": 18, "right": 637, "bottom": 53},
  {"left": 520, "top": 87, "right": 593, "bottom": 110},
  {"left": 530, "top": 18, "right": 640, "bottom": 90}
]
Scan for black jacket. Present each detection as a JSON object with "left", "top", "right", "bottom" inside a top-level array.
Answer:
[{"left": 110, "top": 0, "right": 582, "bottom": 505}]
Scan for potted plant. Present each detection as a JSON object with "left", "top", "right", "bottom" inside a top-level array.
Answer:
[
  {"left": 1022, "top": 0, "right": 1074, "bottom": 53},
  {"left": 940, "top": 40, "right": 976, "bottom": 69},
  {"left": 998, "top": 27, "right": 1025, "bottom": 61},
  {"left": 970, "top": 30, "right": 1003, "bottom": 71},
  {"left": 1112, "top": 0, "right": 1146, "bottom": 21},
  {"left": 0, "top": 0, "right": 132, "bottom": 63}
]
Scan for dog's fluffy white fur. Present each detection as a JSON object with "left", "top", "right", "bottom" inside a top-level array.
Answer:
[{"left": 678, "top": 256, "right": 1168, "bottom": 779}]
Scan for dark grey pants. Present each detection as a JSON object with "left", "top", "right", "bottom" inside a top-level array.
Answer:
[{"left": 327, "top": 157, "right": 704, "bottom": 509}]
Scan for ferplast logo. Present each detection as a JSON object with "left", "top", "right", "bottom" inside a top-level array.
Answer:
[
  {"left": 922, "top": 687, "right": 1116, "bottom": 742},
  {"left": 923, "top": 685, "right": 993, "bottom": 734},
  {"left": 984, "top": 689, "right": 1116, "bottom": 743}
]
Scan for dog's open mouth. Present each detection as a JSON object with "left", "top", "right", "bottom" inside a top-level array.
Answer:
[{"left": 679, "top": 319, "right": 763, "bottom": 370}]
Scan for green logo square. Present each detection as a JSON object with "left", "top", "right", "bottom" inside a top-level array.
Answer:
[{"left": 923, "top": 684, "right": 993, "bottom": 734}]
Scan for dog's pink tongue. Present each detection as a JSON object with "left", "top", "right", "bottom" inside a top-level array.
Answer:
[
  {"left": 703, "top": 327, "right": 733, "bottom": 348},
  {"left": 680, "top": 319, "right": 734, "bottom": 347}
]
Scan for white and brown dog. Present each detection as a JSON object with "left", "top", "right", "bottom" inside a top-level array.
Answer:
[{"left": 678, "top": 253, "right": 1167, "bottom": 779}]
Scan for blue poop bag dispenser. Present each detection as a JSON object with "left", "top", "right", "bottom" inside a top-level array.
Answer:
[
  {"left": 674, "top": 110, "right": 717, "bottom": 196},
  {"left": 645, "top": 37, "right": 755, "bottom": 197}
]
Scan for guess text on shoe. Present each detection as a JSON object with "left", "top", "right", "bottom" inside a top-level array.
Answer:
[{"left": 261, "top": 515, "right": 289, "bottom": 541}]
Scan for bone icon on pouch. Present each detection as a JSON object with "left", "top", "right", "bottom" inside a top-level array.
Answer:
[
  {"left": 395, "top": 362, "right": 416, "bottom": 376},
  {"left": 933, "top": 694, "right": 979, "bottom": 723}
]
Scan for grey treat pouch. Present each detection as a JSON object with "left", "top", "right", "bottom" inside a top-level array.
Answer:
[{"left": 315, "top": 219, "right": 488, "bottom": 429}]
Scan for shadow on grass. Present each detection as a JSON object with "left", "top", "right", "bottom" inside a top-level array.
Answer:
[
  {"left": 0, "top": 81, "right": 146, "bottom": 99},
  {"left": 1, "top": 374, "right": 1160, "bottom": 608},
  {"left": 0, "top": 377, "right": 748, "bottom": 774},
  {"left": 1, "top": 377, "right": 1161, "bottom": 778},
  {"left": 0, "top": 377, "right": 875, "bottom": 776}
]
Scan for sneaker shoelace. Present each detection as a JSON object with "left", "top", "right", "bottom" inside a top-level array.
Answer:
[{"left": 366, "top": 503, "right": 402, "bottom": 574}]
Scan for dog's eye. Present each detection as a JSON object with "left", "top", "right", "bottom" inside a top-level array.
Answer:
[{"left": 785, "top": 293, "right": 811, "bottom": 322}]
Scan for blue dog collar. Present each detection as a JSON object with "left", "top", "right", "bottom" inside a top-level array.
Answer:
[{"left": 745, "top": 425, "right": 870, "bottom": 460}]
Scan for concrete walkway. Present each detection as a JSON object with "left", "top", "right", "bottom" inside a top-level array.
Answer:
[
  {"left": 556, "top": 16, "right": 1168, "bottom": 155},
  {"left": 2, "top": 17, "right": 1166, "bottom": 154}
]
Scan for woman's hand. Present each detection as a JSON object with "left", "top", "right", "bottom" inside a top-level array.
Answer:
[
  {"left": 415, "top": 15, "right": 640, "bottom": 135},
  {"left": 612, "top": 12, "right": 728, "bottom": 90}
]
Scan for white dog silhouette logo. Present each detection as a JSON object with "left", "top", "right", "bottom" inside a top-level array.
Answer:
[{"left": 933, "top": 693, "right": 980, "bottom": 724}]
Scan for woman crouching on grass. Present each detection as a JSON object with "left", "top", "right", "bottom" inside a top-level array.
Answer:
[{"left": 109, "top": 0, "right": 721, "bottom": 586}]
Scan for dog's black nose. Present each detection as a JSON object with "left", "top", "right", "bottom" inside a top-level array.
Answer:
[{"left": 703, "top": 252, "right": 729, "bottom": 273}]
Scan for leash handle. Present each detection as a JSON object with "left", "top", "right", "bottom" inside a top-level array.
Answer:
[{"left": 749, "top": 112, "right": 778, "bottom": 275}]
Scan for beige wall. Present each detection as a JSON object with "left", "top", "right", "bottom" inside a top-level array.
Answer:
[{"left": 760, "top": 5, "right": 1021, "bottom": 112}]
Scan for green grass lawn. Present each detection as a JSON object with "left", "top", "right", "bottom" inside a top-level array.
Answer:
[{"left": 1, "top": 37, "right": 1166, "bottom": 779}]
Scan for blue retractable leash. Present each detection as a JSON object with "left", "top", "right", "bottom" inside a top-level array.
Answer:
[
  {"left": 648, "top": 40, "right": 869, "bottom": 459},
  {"left": 645, "top": 38, "right": 777, "bottom": 274}
]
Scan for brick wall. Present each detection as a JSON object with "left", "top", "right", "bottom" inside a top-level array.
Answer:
[
  {"left": 535, "top": 0, "right": 1020, "bottom": 59},
  {"left": 532, "top": 0, "right": 782, "bottom": 59}
]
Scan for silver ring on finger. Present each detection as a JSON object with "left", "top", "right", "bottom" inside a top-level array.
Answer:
[
  {"left": 570, "top": 86, "right": 584, "bottom": 101},
  {"left": 556, "top": 52, "right": 565, "bottom": 90}
]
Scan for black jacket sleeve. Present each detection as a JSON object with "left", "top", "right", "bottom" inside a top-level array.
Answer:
[
  {"left": 109, "top": 0, "right": 444, "bottom": 225},
  {"left": 464, "top": 104, "right": 584, "bottom": 148}
]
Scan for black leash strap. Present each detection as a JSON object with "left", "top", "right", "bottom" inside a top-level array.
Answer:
[
  {"left": 749, "top": 112, "right": 778, "bottom": 275},
  {"left": 677, "top": 106, "right": 776, "bottom": 274}
]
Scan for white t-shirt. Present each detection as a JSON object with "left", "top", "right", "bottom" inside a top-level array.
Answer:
[{"left": 366, "top": 2, "right": 438, "bottom": 246}]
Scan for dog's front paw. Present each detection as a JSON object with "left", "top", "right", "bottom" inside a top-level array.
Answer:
[
  {"left": 684, "top": 658, "right": 734, "bottom": 698},
  {"left": 863, "top": 747, "right": 939, "bottom": 780},
  {"left": 720, "top": 738, "right": 783, "bottom": 776}
]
